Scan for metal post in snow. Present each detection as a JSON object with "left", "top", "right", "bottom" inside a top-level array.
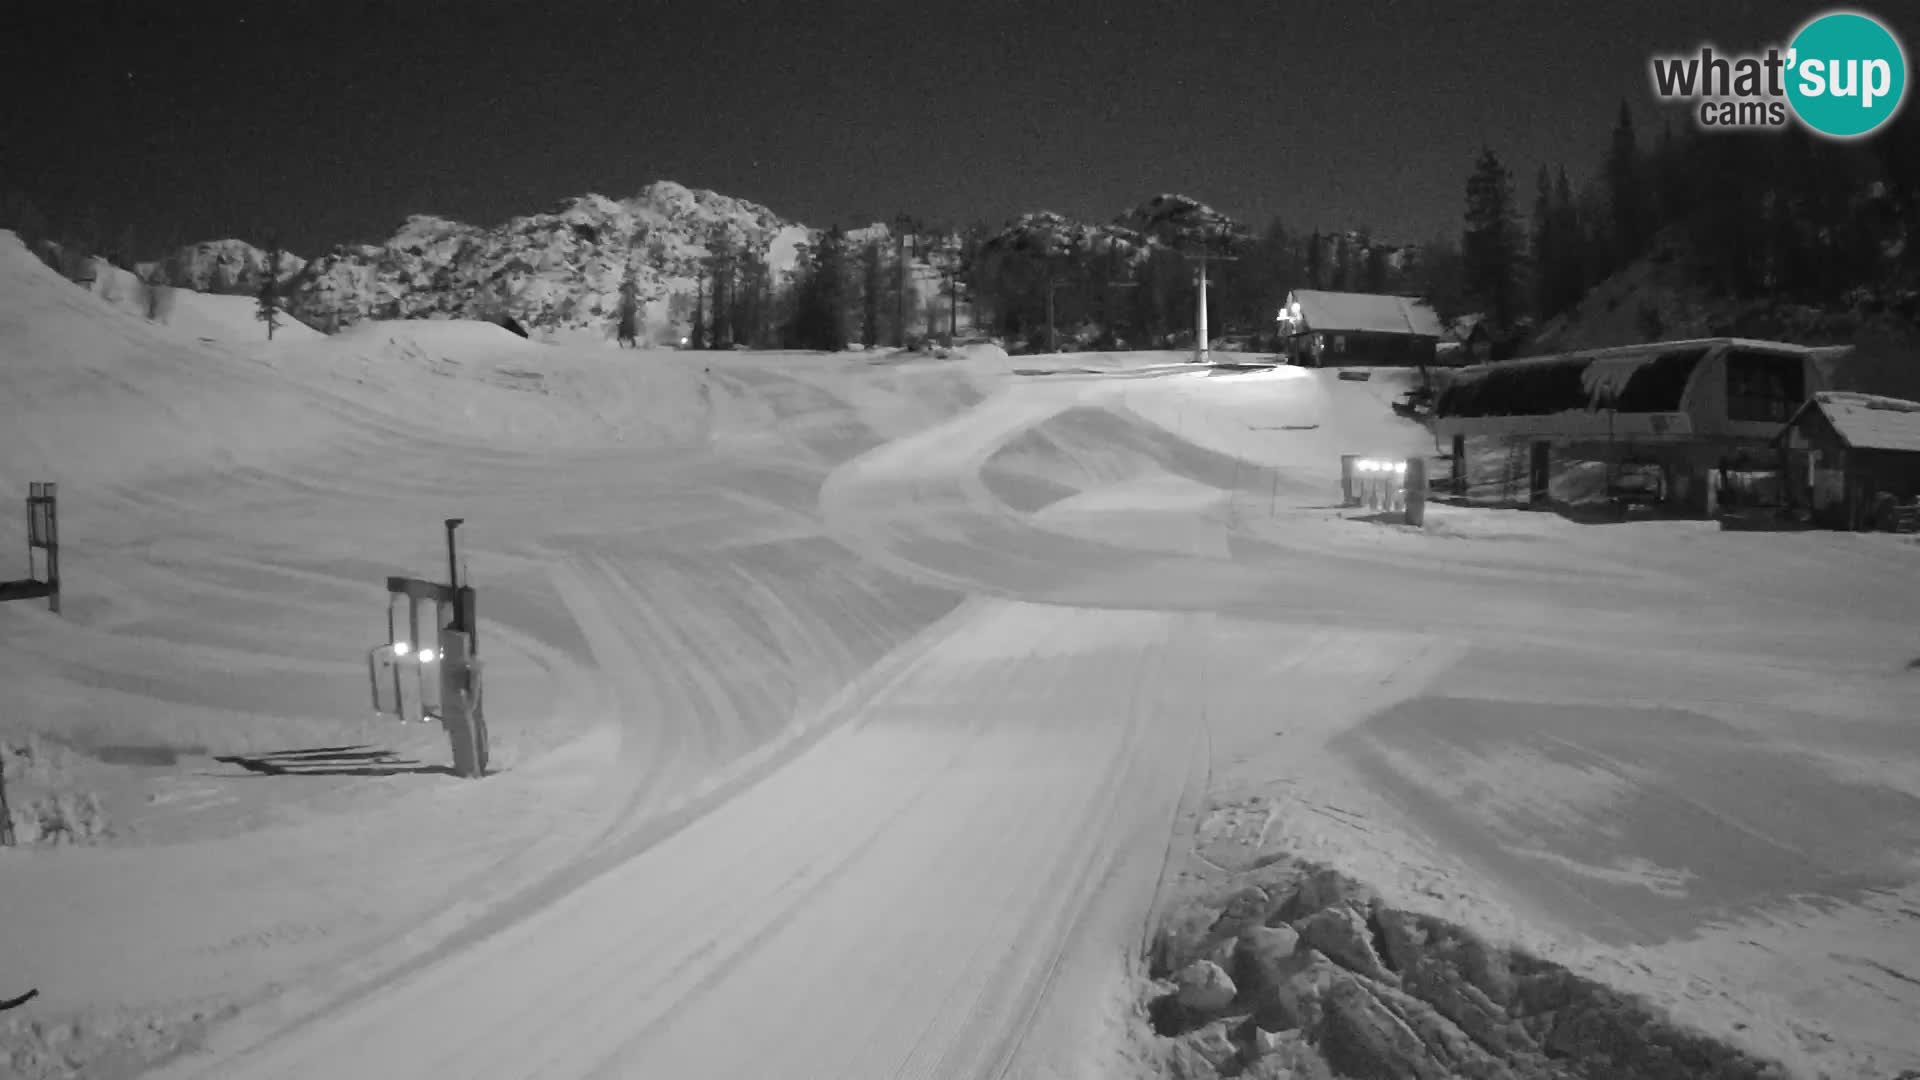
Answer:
[
  {"left": 1183, "top": 249, "right": 1239, "bottom": 365},
  {"left": 1195, "top": 259, "right": 1209, "bottom": 365},
  {"left": 44, "top": 484, "right": 58, "bottom": 615},
  {"left": 0, "top": 744, "right": 13, "bottom": 846}
]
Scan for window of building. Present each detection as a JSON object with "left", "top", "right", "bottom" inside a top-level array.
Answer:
[{"left": 1725, "top": 349, "right": 1806, "bottom": 423}]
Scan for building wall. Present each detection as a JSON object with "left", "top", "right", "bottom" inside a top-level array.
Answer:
[
  {"left": 1287, "top": 329, "right": 1436, "bottom": 367},
  {"left": 1779, "top": 408, "right": 1920, "bottom": 527},
  {"left": 1851, "top": 448, "right": 1920, "bottom": 501},
  {"left": 1684, "top": 345, "right": 1825, "bottom": 440}
]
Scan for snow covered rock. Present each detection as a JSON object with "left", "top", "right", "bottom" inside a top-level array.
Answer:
[
  {"left": 1166, "top": 1019, "right": 1242, "bottom": 1078},
  {"left": 157, "top": 238, "right": 306, "bottom": 294},
  {"left": 1270, "top": 864, "right": 1377, "bottom": 924},
  {"left": 1321, "top": 971, "right": 1522, "bottom": 1080},
  {"left": 1229, "top": 925, "right": 1314, "bottom": 1030},
  {"left": 1294, "top": 903, "right": 1397, "bottom": 985},
  {"left": 1117, "top": 193, "right": 1250, "bottom": 251},
  {"left": 1145, "top": 858, "right": 1801, "bottom": 1080},
  {"left": 1173, "top": 959, "right": 1238, "bottom": 1014},
  {"left": 278, "top": 182, "right": 815, "bottom": 342},
  {"left": 1208, "top": 884, "right": 1273, "bottom": 935}
]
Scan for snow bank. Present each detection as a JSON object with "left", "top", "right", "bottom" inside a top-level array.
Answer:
[
  {"left": 0, "top": 233, "right": 342, "bottom": 493},
  {"left": 331, "top": 317, "right": 535, "bottom": 352},
  {"left": 76, "top": 256, "right": 324, "bottom": 343}
]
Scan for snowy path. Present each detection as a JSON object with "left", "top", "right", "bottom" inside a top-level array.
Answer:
[{"left": 183, "top": 601, "right": 1209, "bottom": 1078}]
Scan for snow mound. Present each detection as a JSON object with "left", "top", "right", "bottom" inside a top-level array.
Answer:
[
  {"left": 80, "top": 256, "right": 324, "bottom": 343},
  {"left": 332, "top": 317, "right": 535, "bottom": 352},
  {"left": 0, "top": 232, "right": 340, "bottom": 492}
]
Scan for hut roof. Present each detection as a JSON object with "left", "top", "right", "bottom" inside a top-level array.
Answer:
[
  {"left": 1780, "top": 391, "right": 1920, "bottom": 452},
  {"left": 1288, "top": 290, "right": 1444, "bottom": 338}
]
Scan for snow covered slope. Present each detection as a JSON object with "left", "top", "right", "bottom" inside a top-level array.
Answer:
[
  {"left": 82, "top": 255, "right": 325, "bottom": 343},
  {"left": 3, "top": 239, "right": 1918, "bottom": 1080}
]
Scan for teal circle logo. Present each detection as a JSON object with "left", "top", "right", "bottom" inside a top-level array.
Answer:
[{"left": 1786, "top": 11, "right": 1908, "bottom": 138}]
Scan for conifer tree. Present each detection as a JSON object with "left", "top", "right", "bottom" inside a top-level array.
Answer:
[
  {"left": 615, "top": 258, "right": 639, "bottom": 347},
  {"left": 1461, "top": 148, "right": 1522, "bottom": 331},
  {"left": 1606, "top": 100, "right": 1646, "bottom": 269},
  {"left": 256, "top": 240, "right": 282, "bottom": 340}
]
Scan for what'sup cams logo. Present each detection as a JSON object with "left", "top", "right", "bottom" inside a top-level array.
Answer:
[{"left": 1650, "top": 9, "right": 1907, "bottom": 138}]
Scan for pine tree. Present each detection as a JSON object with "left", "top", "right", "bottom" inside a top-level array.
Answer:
[
  {"left": 862, "top": 236, "right": 883, "bottom": 347},
  {"left": 1551, "top": 167, "right": 1585, "bottom": 317},
  {"left": 1652, "top": 119, "right": 1691, "bottom": 230},
  {"left": 729, "top": 245, "right": 761, "bottom": 349},
  {"left": 1305, "top": 230, "right": 1324, "bottom": 290},
  {"left": 615, "top": 258, "right": 639, "bottom": 347},
  {"left": 707, "top": 226, "right": 733, "bottom": 349},
  {"left": 790, "top": 226, "right": 849, "bottom": 351},
  {"left": 1461, "top": 148, "right": 1522, "bottom": 332},
  {"left": 1363, "top": 239, "right": 1390, "bottom": 294},
  {"left": 1606, "top": 100, "right": 1645, "bottom": 270},
  {"left": 1418, "top": 230, "right": 1471, "bottom": 328},
  {"left": 256, "top": 241, "right": 282, "bottom": 340},
  {"left": 691, "top": 274, "right": 707, "bottom": 350},
  {"left": 1530, "top": 165, "right": 1556, "bottom": 320}
]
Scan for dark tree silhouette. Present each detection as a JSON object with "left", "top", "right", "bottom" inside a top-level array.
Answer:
[
  {"left": 1461, "top": 148, "right": 1523, "bottom": 331},
  {"left": 256, "top": 239, "right": 283, "bottom": 340}
]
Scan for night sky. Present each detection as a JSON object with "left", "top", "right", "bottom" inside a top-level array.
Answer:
[{"left": 6, "top": 0, "right": 1913, "bottom": 259}]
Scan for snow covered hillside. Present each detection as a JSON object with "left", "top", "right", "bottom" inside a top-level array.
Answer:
[
  {"left": 1528, "top": 234, "right": 1920, "bottom": 401},
  {"left": 3, "top": 228, "right": 1918, "bottom": 1080},
  {"left": 82, "top": 255, "right": 324, "bottom": 343}
]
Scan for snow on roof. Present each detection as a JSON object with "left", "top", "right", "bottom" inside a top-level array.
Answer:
[
  {"left": 1435, "top": 343, "right": 1712, "bottom": 418},
  {"left": 1288, "top": 290, "right": 1444, "bottom": 338},
  {"left": 1805, "top": 390, "right": 1920, "bottom": 452}
]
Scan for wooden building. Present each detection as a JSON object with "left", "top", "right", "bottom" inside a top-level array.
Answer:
[
  {"left": 1276, "top": 289, "right": 1443, "bottom": 368},
  {"left": 1773, "top": 391, "right": 1920, "bottom": 530}
]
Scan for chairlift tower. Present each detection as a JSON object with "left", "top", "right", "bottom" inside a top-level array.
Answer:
[{"left": 1185, "top": 248, "right": 1239, "bottom": 364}]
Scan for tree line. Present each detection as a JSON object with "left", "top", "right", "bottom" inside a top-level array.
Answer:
[
  {"left": 1430, "top": 99, "right": 1920, "bottom": 342},
  {"left": 947, "top": 218, "right": 1427, "bottom": 354}
]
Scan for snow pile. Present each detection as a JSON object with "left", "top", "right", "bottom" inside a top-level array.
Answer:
[
  {"left": 81, "top": 256, "right": 324, "bottom": 343},
  {"left": 0, "top": 232, "right": 341, "bottom": 491},
  {"left": 1147, "top": 861, "right": 1796, "bottom": 1080},
  {"left": 2, "top": 736, "right": 111, "bottom": 847}
]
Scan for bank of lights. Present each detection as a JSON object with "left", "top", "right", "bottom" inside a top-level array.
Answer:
[{"left": 1355, "top": 459, "right": 1407, "bottom": 474}]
